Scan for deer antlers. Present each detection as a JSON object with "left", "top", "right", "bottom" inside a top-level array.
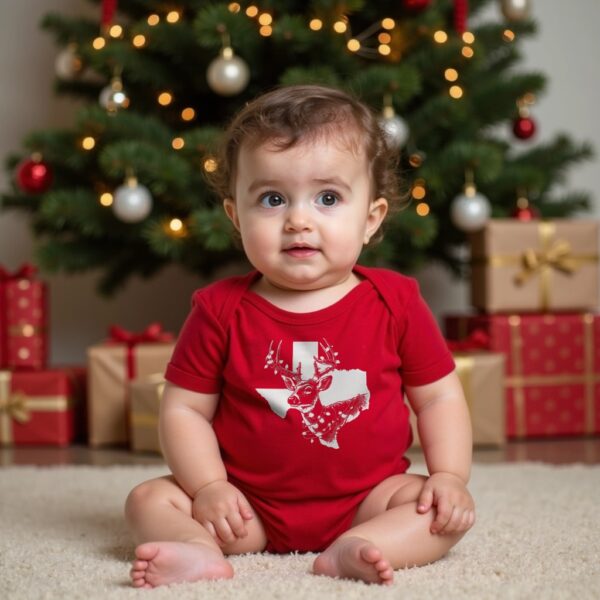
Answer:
[{"left": 264, "top": 340, "right": 302, "bottom": 381}]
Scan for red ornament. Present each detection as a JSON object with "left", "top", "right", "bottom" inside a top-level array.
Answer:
[
  {"left": 511, "top": 197, "right": 539, "bottom": 221},
  {"left": 454, "top": 0, "right": 469, "bottom": 34},
  {"left": 513, "top": 116, "right": 536, "bottom": 140},
  {"left": 16, "top": 156, "right": 53, "bottom": 194},
  {"left": 403, "top": 0, "right": 431, "bottom": 12},
  {"left": 512, "top": 205, "right": 539, "bottom": 221}
]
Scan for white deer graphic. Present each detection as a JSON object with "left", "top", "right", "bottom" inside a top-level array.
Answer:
[{"left": 260, "top": 339, "right": 370, "bottom": 449}]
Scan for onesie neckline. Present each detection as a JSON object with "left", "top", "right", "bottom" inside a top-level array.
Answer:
[{"left": 242, "top": 267, "right": 374, "bottom": 325}]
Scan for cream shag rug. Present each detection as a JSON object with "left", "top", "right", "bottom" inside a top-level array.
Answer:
[{"left": 1, "top": 462, "right": 599, "bottom": 600}]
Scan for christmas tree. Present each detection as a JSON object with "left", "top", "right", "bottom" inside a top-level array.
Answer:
[{"left": 1, "top": 0, "right": 594, "bottom": 294}]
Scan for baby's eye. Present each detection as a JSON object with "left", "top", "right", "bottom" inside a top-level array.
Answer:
[
  {"left": 259, "top": 193, "right": 285, "bottom": 208},
  {"left": 316, "top": 192, "right": 339, "bottom": 207}
]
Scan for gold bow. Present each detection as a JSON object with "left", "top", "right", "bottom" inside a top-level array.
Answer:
[
  {"left": 0, "top": 391, "right": 31, "bottom": 424},
  {"left": 514, "top": 239, "right": 578, "bottom": 285}
]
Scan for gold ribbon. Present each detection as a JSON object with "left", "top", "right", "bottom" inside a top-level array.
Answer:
[
  {"left": 506, "top": 314, "right": 596, "bottom": 438},
  {"left": 483, "top": 222, "right": 598, "bottom": 310},
  {"left": 0, "top": 370, "right": 72, "bottom": 445}
]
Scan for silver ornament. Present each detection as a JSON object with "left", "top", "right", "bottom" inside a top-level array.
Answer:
[
  {"left": 206, "top": 47, "right": 250, "bottom": 96},
  {"left": 99, "top": 76, "right": 130, "bottom": 114},
  {"left": 113, "top": 178, "right": 153, "bottom": 223},
  {"left": 378, "top": 106, "right": 409, "bottom": 150},
  {"left": 55, "top": 44, "right": 83, "bottom": 80},
  {"left": 450, "top": 188, "right": 491, "bottom": 232},
  {"left": 500, "top": 0, "right": 532, "bottom": 21}
]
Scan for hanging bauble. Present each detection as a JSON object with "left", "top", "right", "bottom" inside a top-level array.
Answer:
[
  {"left": 113, "top": 176, "right": 153, "bottom": 223},
  {"left": 99, "top": 74, "right": 130, "bottom": 114},
  {"left": 206, "top": 46, "right": 250, "bottom": 96},
  {"left": 450, "top": 182, "right": 491, "bottom": 232},
  {"left": 402, "top": 0, "right": 431, "bottom": 12},
  {"left": 500, "top": 0, "right": 532, "bottom": 21},
  {"left": 15, "top": 154, "right": 53, "bottom": 194},
  {"left": 511, "top": 195, "right": 539, "bottom": 221},
  {"left": 379, "top": 105, "right": 409, "bottom": 150},
  {"left": 512, "top": 115, "right": 536, "bottom": 140},
  {"left": 55, "top": 43, "right": 83, "bottom": 80}
]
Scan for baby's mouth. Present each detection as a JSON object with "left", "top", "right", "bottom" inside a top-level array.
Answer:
[{"left": 283, "top": 244, "right": 319, "bottom": 258}]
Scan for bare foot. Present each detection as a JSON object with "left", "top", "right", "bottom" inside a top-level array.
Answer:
[
  {"left": 129, "top": 541, "right": 234, "bottom": 588},
  {"left": 313, "top": 536, "right": 394, "bottom": 585}
]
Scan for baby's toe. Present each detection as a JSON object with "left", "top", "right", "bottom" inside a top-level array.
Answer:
[{"left": 132, "top": 559, "right": 148, "bottom": 570}]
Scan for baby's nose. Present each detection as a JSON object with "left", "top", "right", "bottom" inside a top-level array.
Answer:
[{"left": 284, "top": 203, "right": 313, "bottom": 231}]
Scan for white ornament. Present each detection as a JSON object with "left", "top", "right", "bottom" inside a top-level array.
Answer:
[
  {"left": 113, "top": 178, "right": 153, "bottom": 223},
  {"left": 500, "top": 0, "right": 532, "bottom": 21},
  {"left": 450, "top": 186, "right": 491, "bottom": 232},
  {"left": 99, "top": 76, "right": 130, "bottom": 113},
  {"left": 55, "top": 44, "right": 83, "bottom": 80},
  {"left": 206, "top": 47, "right": 250, "bottom": 96},
  {"left": 378, "top": 106, "right": 409, "bottom": 150}
]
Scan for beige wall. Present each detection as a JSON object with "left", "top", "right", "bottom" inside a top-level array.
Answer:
[{"left": 1, "top": 1, "right": 599, "bottom": 363}]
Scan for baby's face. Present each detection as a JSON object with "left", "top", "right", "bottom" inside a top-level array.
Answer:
[{"left": 224, "top": 135, "right": 387, "bottom": 292}]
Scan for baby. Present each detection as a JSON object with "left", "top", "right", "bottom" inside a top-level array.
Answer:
[{"left": 125, "top": 84, "right": 475, "bottom": 588}]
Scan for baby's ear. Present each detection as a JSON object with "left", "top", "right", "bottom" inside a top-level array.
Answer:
[
  {"left": 364, "top": 197, "right": 388, "bottom": 244},
  {"left": 223, "top": 198, "right": 240, "bottom": 230}
]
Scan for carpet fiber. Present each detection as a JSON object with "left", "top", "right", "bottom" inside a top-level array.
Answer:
[{"left": 1, "top": 462, "right": 599, "bottom": 599}]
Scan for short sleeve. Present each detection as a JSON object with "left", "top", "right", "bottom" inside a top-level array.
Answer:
[
  {"left": 164, "top": 290, "right": 227, "bottom": 393},
  {"left": 399, "top": 281, "right": 455, "bottom": 386}
]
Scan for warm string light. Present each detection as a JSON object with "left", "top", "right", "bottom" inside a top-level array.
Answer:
[
  {"left": 166, "top": 218, "right": 187, "bottom": 237},
  {"left": 181, "top": 107, "right": 195, "bottom": 121},
  {"left": 172, "top": 137, "right": 185, "bottom": 150},
  {"left": 203, "top": 158, "right": 218, "bottom": 173},
  {"left": 158, "top": 91, "right": 173, "bottom": 106},
  {"left": 92, "top": 36, "right": 106, "bottom": 50},
  {"left": 411, "top": 179, "right": 427, "bottom": 200},
  {"left": 99, "top": 192, "right": 113, "bottom": 207},
  {"left": 81, "top": 136, "right": 96, "bottom": 150},
  {"left": 433, "top": 30, "right": 448, "bottom": 44},
  {"left": 503, "top": 29, "right": 515, "bottom": 42},
  {"left": 416, "top": 202, "right": 430, "bottom": 217}
]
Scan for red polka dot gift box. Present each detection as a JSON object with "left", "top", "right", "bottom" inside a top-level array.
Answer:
[
  {"left": 0, "top": 264, "right": 48, "bottom": 371},
  {"left": 445, "top": 313, "right": 600, "bottom": 439}
]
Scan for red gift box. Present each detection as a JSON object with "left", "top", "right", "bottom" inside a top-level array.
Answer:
[
  {"left": 0, "top": 367, "right": 85, "bottom": 446},
  {"left": 0, "top": 264, "right": 48, "bottom": 370},
  {"left": 445, "top": 313, "right": 600, "bottom": 439}
]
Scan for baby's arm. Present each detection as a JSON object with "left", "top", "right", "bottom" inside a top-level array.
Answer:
[
  {"left": 159, "top": 382, "right": 253, "bottom": 545},
  {"left": 405, "top": 370, "right": 475, "bottom": 535}
]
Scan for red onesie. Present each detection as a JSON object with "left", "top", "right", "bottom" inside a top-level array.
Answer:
[{"left": 165, "top": 265, "right": 454, "bottom": 553}]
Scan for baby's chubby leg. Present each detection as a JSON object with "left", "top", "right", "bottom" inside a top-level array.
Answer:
[
  {"left": 124, "top": 475, "right": 267, "bottom": 588},
  {"left": 313, "top": 474, "right": 471, "bottom": 585}
]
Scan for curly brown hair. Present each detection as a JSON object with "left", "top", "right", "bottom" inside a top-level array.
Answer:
[{"left": 206, "top": 84, "right": 405, "bottom": 243}]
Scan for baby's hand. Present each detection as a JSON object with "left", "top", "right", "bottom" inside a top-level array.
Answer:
[
  {"left": 192, "top": 480, "right": 254, "bottom": 546},
  {"left": 417, "top": 472, "right": 475, "bottom": 535}
]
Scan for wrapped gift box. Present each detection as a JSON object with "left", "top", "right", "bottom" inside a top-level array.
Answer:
[
  {"left": 470, "top": 220, "right": 599, "bottom": 313},
  {"left": 410, "top": 351, "right": 506, "bottom": 448},
  {"left": 87, "top": 325, "right": 174, "bottom": 446},
  {"left": 0, "top": 264, "right": 48, "bottom": 370},
  {"left": 130, "top": 374, "right": 165, "bottom": 455},
  {"left": 0, "top": 368, "right": 85, "bottom": 446},
  {"left": 445, "top": 313, "right": 600, "bottom": 438}
]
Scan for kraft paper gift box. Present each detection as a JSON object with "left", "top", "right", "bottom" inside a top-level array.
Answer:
[
  {"left": 0, "top": 264, "right": 48, "bottom": 370},
  {"left": 0, "top": 368, "right": 85, "bottom": 446},
  {"left": 410, "top": 351, "right": 506, "bottom": 448},
  {"left": 445, "top": 313, "right": 600, "bottom": 439},
  {"left": 470, "top": 219, "right": 599, "bottom": 313},
  {"left": 130, "top": 374, "right": 165, "bottom": 455},
  {"left": 87, "top": 324, "right": 174, "bottom": 447}
]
